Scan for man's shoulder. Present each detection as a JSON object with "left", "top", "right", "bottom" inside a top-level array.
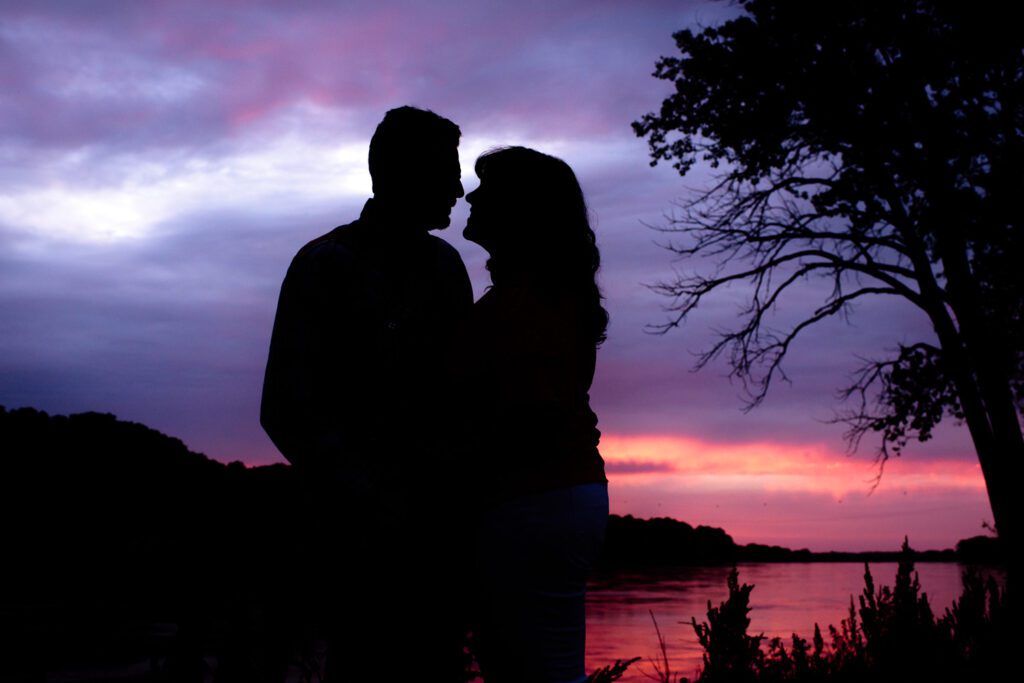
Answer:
[{"left": 290, "top": 219, "right": 366, "bottom": 270}]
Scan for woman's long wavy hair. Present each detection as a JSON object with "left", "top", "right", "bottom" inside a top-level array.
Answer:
[{"left": 474, "top": 146, "right": 609, "bottom": 346}]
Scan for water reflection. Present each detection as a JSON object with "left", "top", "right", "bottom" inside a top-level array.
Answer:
[{"left": 585, "top": 562, "right": 1003, "bottom": 683}]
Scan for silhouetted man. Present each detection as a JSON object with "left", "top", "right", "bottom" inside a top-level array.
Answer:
[{"left": 261, "top": 106, "right": 472, "bottom": 681}]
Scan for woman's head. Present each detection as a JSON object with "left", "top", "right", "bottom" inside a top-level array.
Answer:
[
  {"left": 465, "top": 147, "right": 588, "bottom": 261},
  {"left": 464, "top": 146, "right": 608, "bottom": 344}
]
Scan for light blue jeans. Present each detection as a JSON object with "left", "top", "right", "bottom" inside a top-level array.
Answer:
[{"left": 474, "top": 483, "right": 609, "bottom": 683}]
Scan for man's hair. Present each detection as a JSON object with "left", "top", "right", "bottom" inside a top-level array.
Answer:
[{"left": 368, "top": 106, "right": 461, "bottom": 193}]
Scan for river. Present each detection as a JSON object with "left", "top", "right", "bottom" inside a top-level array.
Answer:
[{"left": 584, "top": 562, "right": 1003, "bottom": 682}]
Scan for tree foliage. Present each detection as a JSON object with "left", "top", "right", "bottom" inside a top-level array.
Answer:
[{"left": 633, "top": 0, "right": 1024, "bottom": 547}]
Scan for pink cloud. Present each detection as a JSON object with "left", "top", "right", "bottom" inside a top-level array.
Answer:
[
  {"left": 604, "top": 459, "right": 677, "bottom": 475},
  {"left": 600, "top": 433, "right": 985, "bottom": 496},
  {"left": 2, "top": 0, "right": 982, "bottom": 555},
  {"left": 2, "top": 0, "right": 716, "bottom": 154},
  {"left": 600, "top": 433, "right": 992, "bottom": 550}
]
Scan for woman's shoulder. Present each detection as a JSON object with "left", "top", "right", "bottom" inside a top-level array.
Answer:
[
  {"left": 476, "top": 282, "right": 563, "bottom": 315},
  {"left": 474, "top": 284, "right": 589, "bottom": 348}
]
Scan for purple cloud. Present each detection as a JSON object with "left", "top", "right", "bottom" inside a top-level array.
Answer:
[
  {"left": 604, "top": 460, "right": 677, "bottom": 475},
  {"left": 0, "top": 0, "right": 976, "bottom": 549}
]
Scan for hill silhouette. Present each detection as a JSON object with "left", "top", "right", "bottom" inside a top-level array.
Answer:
[
  {"left": 1, "top": 406, "right": 306, "bottom": 678},
  {"left": 2, "top": 405, "right": 1000, "bottom": 576},
  {"left": 0, "top": 405, "right": 1002, "bottom": 678}
]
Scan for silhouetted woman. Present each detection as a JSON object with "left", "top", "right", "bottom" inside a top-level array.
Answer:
[{"left": 457, "top": 146, "right": 609, "bottom": 683}]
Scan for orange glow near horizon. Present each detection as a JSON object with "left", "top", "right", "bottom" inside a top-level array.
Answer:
[
  {"left": 599, "top": 433, "right": 987, "bottom": 499},
  {"left": 599, "top": 433, "right": 993, "bottom": 550}
]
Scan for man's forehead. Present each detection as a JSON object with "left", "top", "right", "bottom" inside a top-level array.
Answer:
[{"left": 407, "top": 144, "right": 461, "bottom": 168}]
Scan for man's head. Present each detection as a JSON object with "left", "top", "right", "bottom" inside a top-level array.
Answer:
[{"left": 368, "top": 106, "right": 464, "bottom": 230}]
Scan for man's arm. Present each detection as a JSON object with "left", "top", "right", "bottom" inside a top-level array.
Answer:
[
  {"left": 260, "top": 248, "right": 345, "bottom": 469},
  {"left": 261, "top": 255, "right": 312, "bottom": 466}
]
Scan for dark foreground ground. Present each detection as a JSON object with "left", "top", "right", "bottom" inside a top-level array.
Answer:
[{"left": 1, "top": 407, "right": 1009, "bottom": 682}]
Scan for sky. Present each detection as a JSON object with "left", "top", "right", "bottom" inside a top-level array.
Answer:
[{"left": 0, "top": 0, "right": 993, "bottom": 551}]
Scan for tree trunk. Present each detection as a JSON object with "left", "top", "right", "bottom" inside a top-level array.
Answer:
[
  {"left": 924, "top": 206, "right": 1020, "bottom": 590},
  {"left": 909, "top": 244, "right": 1018, "bottom": 593},
  {"left": 934, "top": 318, "right": 1019, "bottom": 599},
  {"left": 945, "top": 354, "right": 1015, "bottom": 547}
]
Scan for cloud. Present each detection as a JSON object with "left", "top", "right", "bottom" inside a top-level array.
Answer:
[
  {"left": 0, "top": 132, "right": 374, "bottom": 243},
  {"left": 0, "top": 0, "right": 982, "bottom": 551},
  {"left": 604, "top": 459, "right": 677, "bottom": 475},
  {"left": 600, "top": 433, "right": 984, "bottom": 498},
  {"left": 1, "top": 1, "right": 723, "bottom": 156},
  {"left": 602, "top": 432, "right": 991, "bottom": 550}
]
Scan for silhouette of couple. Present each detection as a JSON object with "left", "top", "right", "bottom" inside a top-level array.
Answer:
[{"left": 261, "top": 106, "right": 608, "bottom": 683}]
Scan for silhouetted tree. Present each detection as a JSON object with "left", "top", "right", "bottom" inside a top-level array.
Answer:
[{"left": 633, "top": 0, "right": 1023, "bottom": 564}]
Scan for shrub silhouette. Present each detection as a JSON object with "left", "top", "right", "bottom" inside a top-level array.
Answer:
[
  {"left": 685, "top": 541, "right": 1006, "bottom": 682},
  {"left": 693, "top": 569, "right": 764, "bottom": 683}
]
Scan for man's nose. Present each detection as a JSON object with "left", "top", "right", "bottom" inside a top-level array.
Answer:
[{"left": 455, "top": 180, "right": 465, "bottom": 199}]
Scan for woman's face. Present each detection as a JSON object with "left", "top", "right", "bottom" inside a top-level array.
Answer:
[{"left": 464, "top": 175, "right": 514, "bottom": 254}]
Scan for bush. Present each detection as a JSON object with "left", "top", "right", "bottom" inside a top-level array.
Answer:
[{"left": 688, "top": 540, "right": 1006, "bottom": 682}]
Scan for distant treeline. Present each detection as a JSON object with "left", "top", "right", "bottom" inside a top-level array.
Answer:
[{"left": 602, "top": 515, "right": 1003, "bottom": 567}]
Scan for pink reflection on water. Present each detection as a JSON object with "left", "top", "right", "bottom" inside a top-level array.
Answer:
[{"left": 585, "top": 562, "right": 1004, "bottom": 683}]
